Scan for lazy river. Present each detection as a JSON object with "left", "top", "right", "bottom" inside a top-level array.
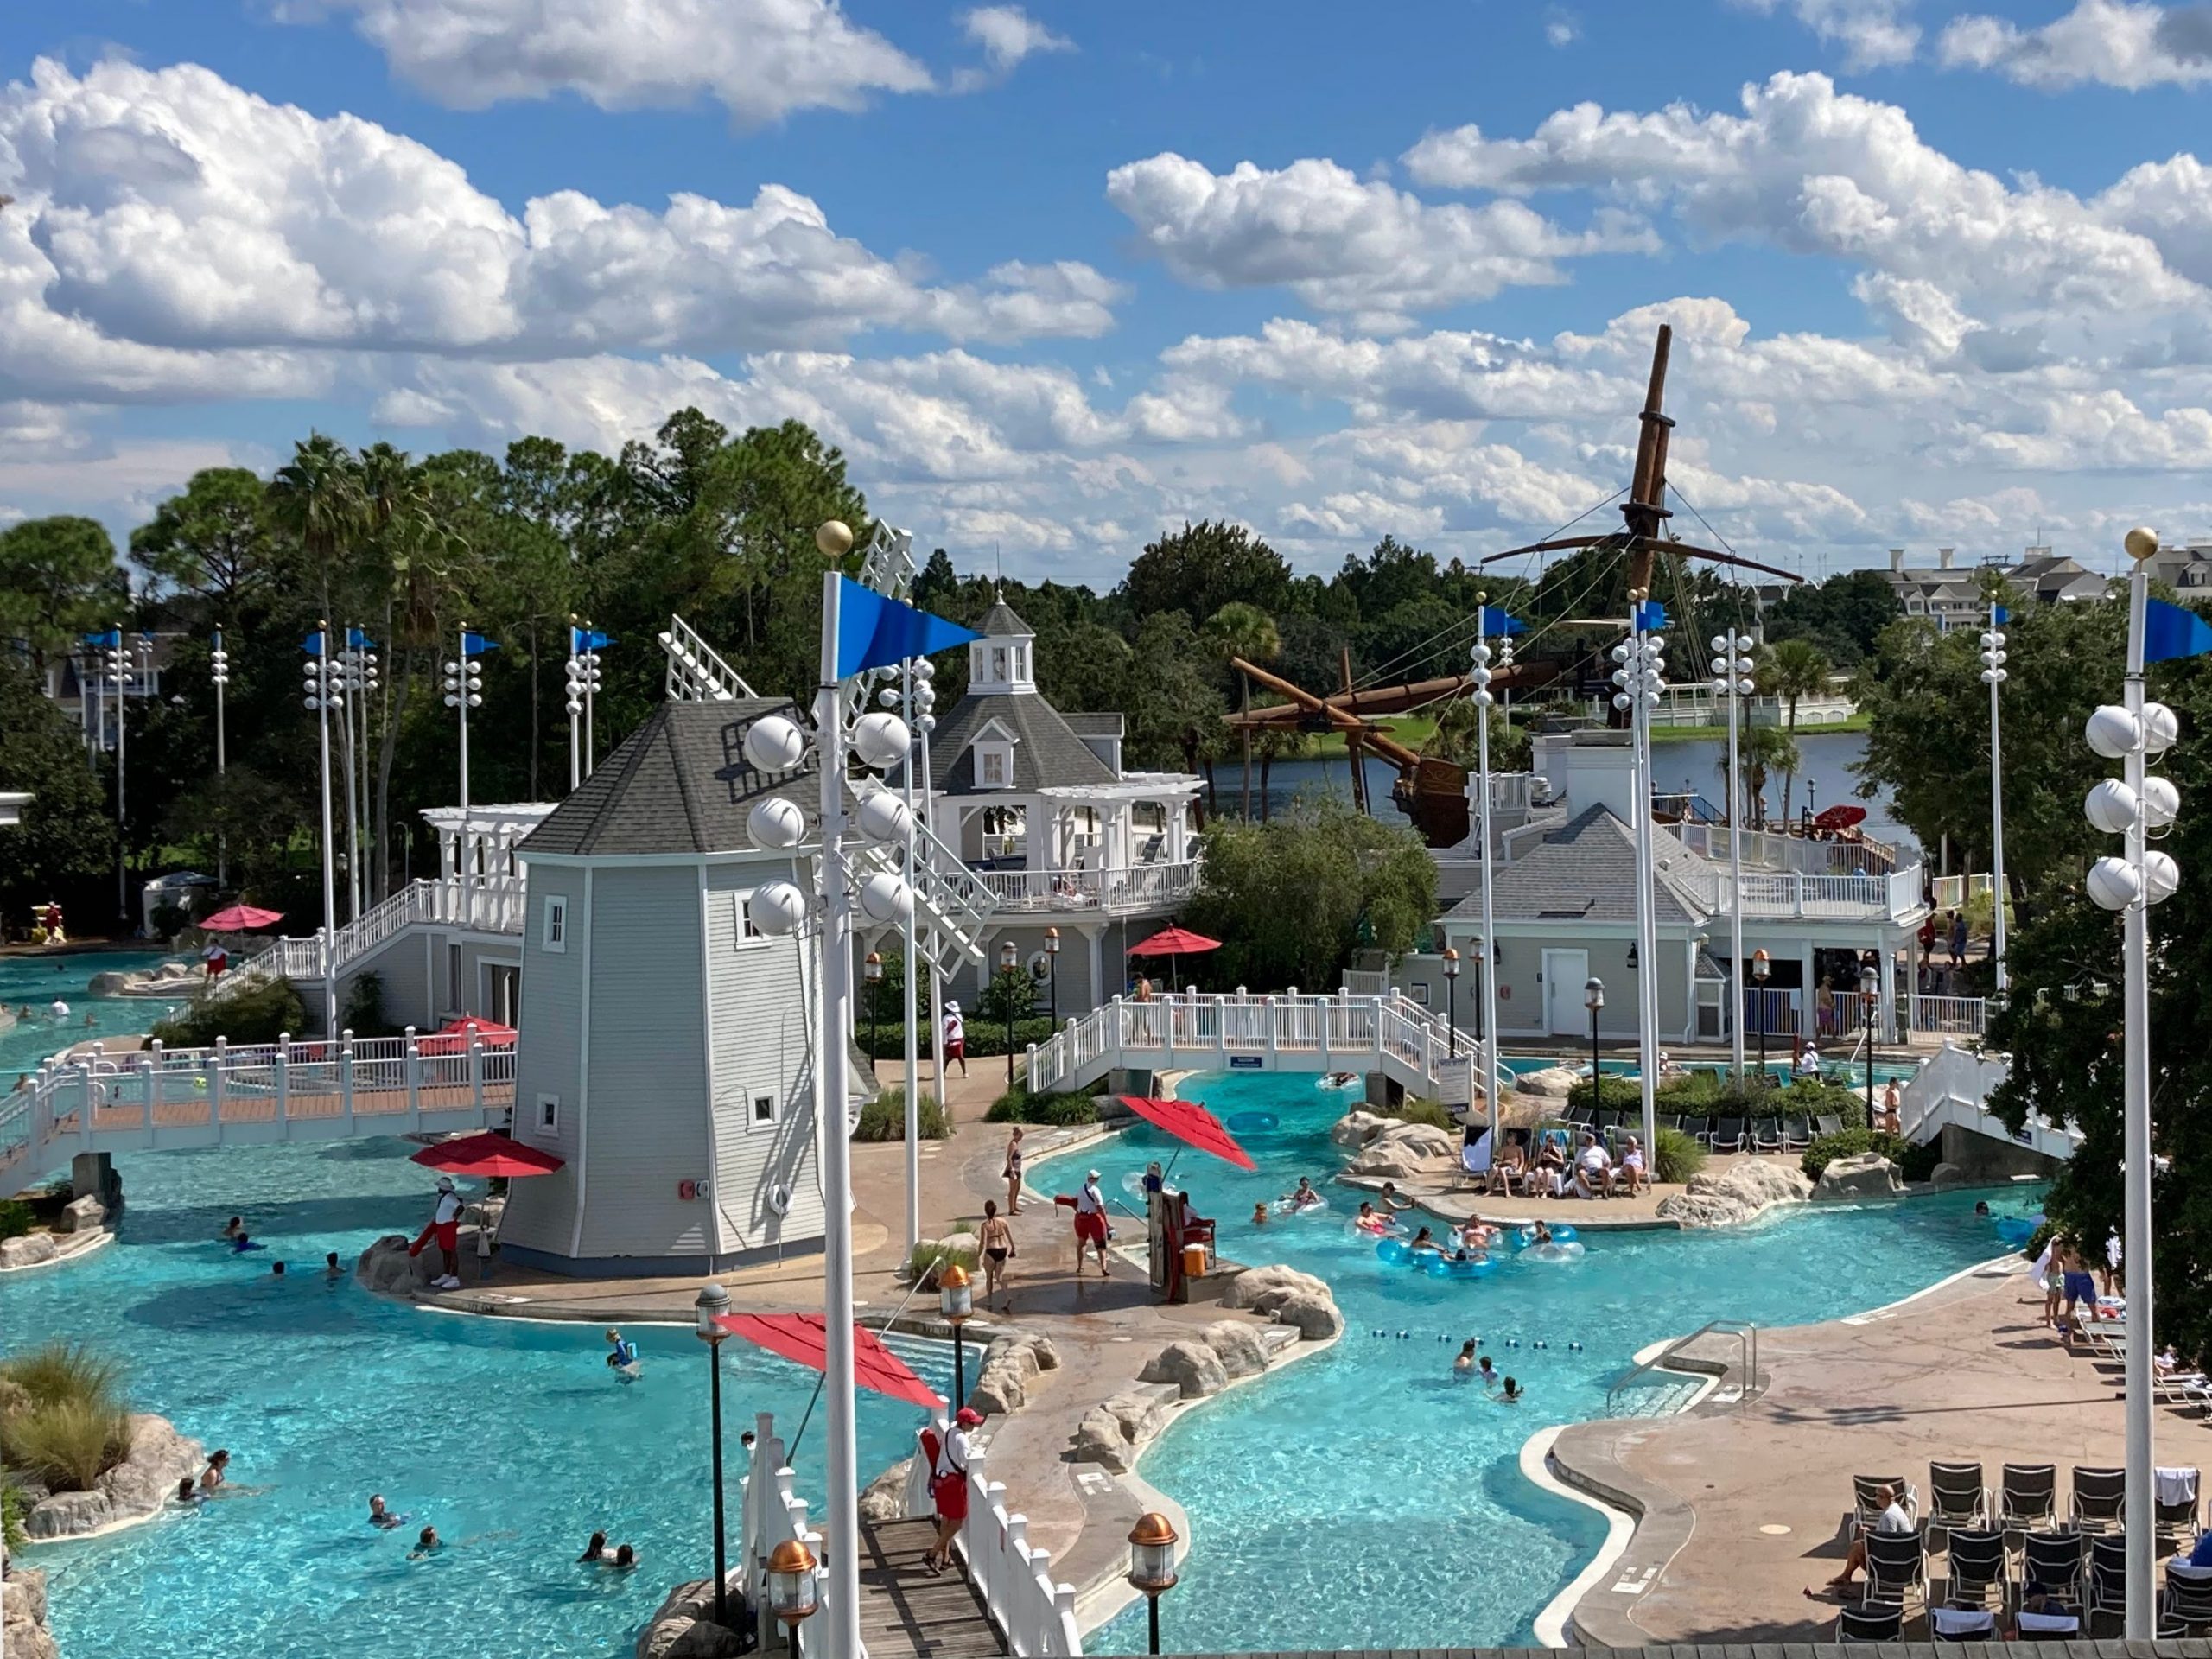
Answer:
[{"left": 1066, "top": 1071, "right": 2018, "bottom": 1654}]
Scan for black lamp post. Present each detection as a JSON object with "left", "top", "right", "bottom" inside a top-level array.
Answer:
[
  {"left": 1128, "top": 1511, "right": 1180, "bottom": 1655},
  {"left": 864, "top": 950, "right": 884, "bottom": 1059},
  {"left": 1859, "top": 961, "right": 1878, "bottom": 1119},
  {"left": 1584, "top": 976, "right": 1605, "bottom": 1086},
  {"left": 1751, "top": 949, "right": 1770, "bottom": 1082},
  {"left": 1043, "top": 925, "right": 1061, "bottom": 1029},
  {"left": 939, "top": 1261, "right": 972, "bottom": 1411},
  {"left": 694, "top": 1282, "right": 733, "bottom": 1630},
  {"left": 998, "top": 939, "right": 1019, "bottom": 1086},
  {"left": 1442, "top": 947, "right": 1461, "bottom": 1057}
]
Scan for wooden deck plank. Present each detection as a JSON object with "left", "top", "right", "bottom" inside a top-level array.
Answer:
[{"left": 854, "top": 1518, "right": 1004, "bottom": 1658}]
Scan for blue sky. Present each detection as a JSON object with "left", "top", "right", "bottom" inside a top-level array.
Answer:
[{"left": 5, "top": 0, "right": 2212, "bottom": 582}]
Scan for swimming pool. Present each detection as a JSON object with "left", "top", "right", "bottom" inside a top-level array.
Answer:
[
  {"left": 0, "top": 1138, "right": 960, "bottom": 1659},
  {"left": 1, "top": 950, "right": 178, "bottom": 1090},
  {"left": 1498, "top": 1053, "right": 1924, "bottom": 1087},
  {"left": 1067, "top": 1071, "right": 2018, "bottom": 1654}
]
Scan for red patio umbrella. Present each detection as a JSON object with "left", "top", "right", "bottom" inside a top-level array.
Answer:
[
  {"left": 713, "top": 1312, "right": 944, "bottom": 1408},
  {"left": 1812, "top": 804, "right": 1868, "bottom": 831},
  {"left": 200, "top": 904, "right": 284, "bottom": 931},
  {"left": 417, "top": 1016, "right": 518, "bottom": 1056},
  {"left": 410, "top": 1130, "right": 565, "bottom": 1178},
  {"left": 1128, "top": 923, "right": 1222, "bottom": 992},
  {"left": 1115, "top": 1095, "right": 1255, "bottom": 1171}
]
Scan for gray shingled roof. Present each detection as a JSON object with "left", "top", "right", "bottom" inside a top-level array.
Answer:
[
  {"left": 520, "top": 698, "right": 817, "bottom": 857},
  {"left": 1447, "top": 804, "right": 1714, "bottom": 926},
  {"left": 1061, "top": 712, "right": 1123, "bottom": 737},
  {"left": 925, "top": 690, "right": 1119, "bottom": 793},
  {"left": 978, "top": 599, "right": 1031, "bottom": 637}
]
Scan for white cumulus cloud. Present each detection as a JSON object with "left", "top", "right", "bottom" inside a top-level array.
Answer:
[{"left": 1938, "top": 0, "right": 2212, "bottom": 89}]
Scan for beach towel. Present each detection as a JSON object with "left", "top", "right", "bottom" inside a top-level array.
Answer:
[
  {"left": 1462, "top": 1130, "right": 1492, "bottom": 1177},
  {"left": 2159, "top": 1467, "right": 2199, "bottom": 1508}
]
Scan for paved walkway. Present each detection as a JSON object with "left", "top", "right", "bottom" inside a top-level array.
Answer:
[{"left": 1554, "top": 1261, "right": 2196, "bottom": 1644}]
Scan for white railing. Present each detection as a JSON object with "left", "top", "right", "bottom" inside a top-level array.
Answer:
[
  {"left": 1930, "top": 873, "right": 1997, "bottom": 910},
  {"left": 659, "top": 613, "right": 756, "bottom": 702},
  {"left": 738, "top": 1414, "right": 828, "bottom": 1650},
  {"left": 1908, "top": 994, "right": 1988, "bottom": 1036},
  {"left": 238, "top": 878, "right": 524, "bottom": 984},
  {"left": 975, "top": 861, "right": 1201, "bottom": 914},
  {"left": 899, "top": 1417, "right": 1081, "bottom": 1656},
  {"left": 0, "top": 1027, "right": 512, "bottom": 1185},
  {"left": 1681, "top": 864, "right": 1923, "bottom": 921},
  {"left": 1898, "top": 1040, "right": 2075, "bottom": 1160},
  {"left": 1676, "top": 823, "right": 1900, "bottom": 877}
]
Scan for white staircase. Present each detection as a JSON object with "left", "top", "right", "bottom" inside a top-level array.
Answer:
[
  {"left": 1898, "top": 1041, "right": 2078, "bottom": 1160},
  {"left": 658, "top": 614, "right": 756, "bottom": 702},
  {"left": 237, "top": 878, "right": 523, "bottom": 986}
]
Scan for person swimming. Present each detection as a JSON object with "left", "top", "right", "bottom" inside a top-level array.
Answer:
[
  {"left": 604, "top": 1328, "right": 641, "bottom": 1380},
  {"left": 1353, "top": 1201, "right": 1395, "bottom": 1235},
  {"left": 1500, "top": 1376, "right": 1523, "bottom": 1402},
  {"left": 326, "top": 1251, "right": 345, "bottom": 1279},
  {"left": 611, "top": 1544, "right": 639, "bottom": 1569},
  {"left": 232, "top": 1231, "right": 264, "bottom": 1253},
  {"left": 1250, "top": 1202, "right": 1268, "bottom": 1226},
  {"left": 175, "top": 1478, "right": 203, "bottom": 1508},
  {"left": 409, "top": 1525, "right": 442, "bottom": 1559},
  {"left": 1284, "top": 1177, "right": 1322, "bottom": 1209},
  {"left": 1409, "top": 1225, "right": 1443, "bottom": 1254},
  {"left": 369, "top": 1495, "right": 404, "bottom": 1529},
  {"left": 578, "top": 1530, "right": 609, "bottom": 1562},
  {"left": 221, "top": 1217, "right": 245, "bottom": 1242},
  {"left": 1478, "top": 1356, "right": 1498, "bottom": 1386},
  {"left": 1453, "top": 1339, "right": 1478, "bottom": 1374},
  {"left": 1532, "top": 1220, "right": 1553, "bottom": 1245}
]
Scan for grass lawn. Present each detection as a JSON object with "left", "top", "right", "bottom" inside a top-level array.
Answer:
[
  {"left": 1275, "top": 714, "right": 1440, "bottom": 758},
  {"left": 1649, "top": 712, "right": 1870, "bottom": 741}
]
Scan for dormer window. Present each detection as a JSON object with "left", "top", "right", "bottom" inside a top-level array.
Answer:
[{"left": 977, "top": 742, "right": 1013, "bottom": 788}]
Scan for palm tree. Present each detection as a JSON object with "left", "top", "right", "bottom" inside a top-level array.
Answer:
[
  {"left": 268, "top": 434, "right": 366, "bottom": 622},
  {"left": 1204, "top": 601, "right": 1281, "bottom": 820},
  {"left": 1717, "top": 726, "right": 1800, "bottom": 830},
  {"left": 1762, "top": 639, "right": 1832, "bottom": 825}
]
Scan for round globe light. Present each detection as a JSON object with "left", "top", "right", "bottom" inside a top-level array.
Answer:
[
  {"left": 2142, "top": 701, "right": 2180, "bottom": 755},
  {"left": 748, "top": 880, "right": 810, "bottom": 934},
  {"left": 744, "top": 714, "right": 809, "bottom": 773},
  {"left": 2087, "top": 856, "right": 2141, "bottom": 912},
  {"left": 747, "top": 797, "right": 808, "bottom": 850},
  {"left": 2141, "top": 774, "right": 2181, "bottom": 829},
  {"left": 2145, "top": 849, "right": 2182, "bottom": 904},
  {"left": 856, "top": 791, "right": 914, "bottom": 847},
  {"left": 1470, "top": 643, "right": 1491, "bottom": 666},
  {"left": 850, "top": 710, "right": 912, "bottom": 771},
  {"left": 1980, "top": 668, "right": 2007, "bottom": 684},
  {"left": 2085, "top": 779, "right": 2139, "bottom": 835},
  {"left": 2086, "top": 704, "right": 2140, "bottom": 760},
  {"left": 1612, "top": 692, "right": 1631, "bottom": 711},
  {"left": 912, "top": 657, "right": 935, "bottom": 681},
  {"left": 1710, "top": 634, "right": 1728, "bottom": 654},
  {"left": 857, "top": 872, "right": 912, "bottom": 924},
  {"left": 816, "top": 520, "right": 855, "bottom": 558}
]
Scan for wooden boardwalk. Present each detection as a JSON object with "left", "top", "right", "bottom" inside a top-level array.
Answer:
[{"left": 855, "top": 1517, "right": 1004, "bottom": 1657}]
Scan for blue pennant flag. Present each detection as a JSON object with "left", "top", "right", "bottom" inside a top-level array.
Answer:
[
  {"left": 570, "top": 626, "right": 614, "bottom": 652},
  {"left": 81, "top": 628, "right": 121, "bottom": 649},
  {"left": 1992, "top": 605, "right": 2010, "bottom": 626},
  {"left": 346, "top": 626, "right": 378, "bottom": 649},
  {"left": 1478, "top": 606, "right": 1527, "bottom": 638},
  {"left": 461, "top": 629, "right": 499, "bottom": 658},
  {"left": 301, "top": 629, "right": 328, "bottom": 658},
  {"left": 1633, "top": 599, "right": 1669, "bottom": 632},
  {"left": 833, "top": 575, "right": 979, "bottom": 680},
  {"left": 2145, "top": 598, "right": 2212, "bottom": 663}
]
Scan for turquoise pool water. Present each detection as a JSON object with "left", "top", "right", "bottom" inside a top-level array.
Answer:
[
  {"left": 1, "top": 950, "right": 177, "bottom": 1090},
  {"left": 1073, "top": 1072, "right": 2020, "bottom": 1654},
  {"left": 0, "top": 1139, "right": 959, "bottom": 1659},
  {"left": 1498, "top": 1053, "right": 1923, "bottom": 1087}
]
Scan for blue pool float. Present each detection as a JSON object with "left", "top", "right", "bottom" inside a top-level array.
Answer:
[
  {"left": 1994, "top": 1217, "right": 2036, "bottom": 1247},
  {"left": 1515, "top": 1224, "right": 1578, "bottom": 1247},
  {"left": 1420, "top": 1253, "right": 1497, "bottom": 1279},
  {"left": 1375, "top": 1237, "right": 1412, "bottom": 1266}
]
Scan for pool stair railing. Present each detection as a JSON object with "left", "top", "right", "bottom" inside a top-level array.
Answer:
[
  {"left": 1896, "top": 1041, "right": 2077, "bottom": 1161},
  {"left": 1604, "top": 1319, "right": 1759, "bottom": 1416}
]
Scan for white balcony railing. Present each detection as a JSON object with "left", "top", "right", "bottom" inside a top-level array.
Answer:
[
  {"left": 973, "top": 861, "right": 1200, "bottom": 914},
  {"left": 238, "top": 877, "right": 524, "bottom": 984},
  {"left": 1675, "top": 823, "right": 1901, "bottom": 877},
  {"left": 1681, "top": 864, "right": 1923, "bottom": 921}
]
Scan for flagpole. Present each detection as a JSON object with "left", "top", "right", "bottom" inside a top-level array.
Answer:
[
  {"left": 1471, "top": 602, "right": 1503, "bottom": 1141},
  {"left": 901, "top": 657, "right": 922, "bottom": 1252},
  {"left": 340, "top": 631, "right": 362, "bottom": 924},
  {"left": 2120, "top": 539, "right": 2155, "bottom": 1634}
]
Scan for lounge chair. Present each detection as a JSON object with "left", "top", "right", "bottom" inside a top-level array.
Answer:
[
  {"left": 1782, "top": 1114, "right": 1814, "bottom": 1151},
  {"left": 1999, "top": 1462, "right": 2058, "bottom": 1531},
  {"left": 2157, "top": 1467, "right": 2202, "bottom": 1548},
  {"left": 1929, "top": 1605, "right": 1998, "bottom": 1643},
  {"left": 1927, "top": 1461, "right": 1989, "bottom": 1535},
  {"left": 1943, "top": 1529, "right": 2007, "bottom": 1610},
  {"left": 2168, "top": 1560, "right": 2212, "bottom": 1630},
  {"left": 1854, "top": 1473, "right": 1918, "bottom": 1531},
  {"left": 2070, "top": 1466, "right": 2126, "bottom": 1532},
  {"left": 1676, "top": 1115, "right": 1713, "bottom": 1144},
  {"left": 1658, "top": 1112, "right": 1685, "bottom": 1134},
  {"left": 1707, "top": 1116, "right": 1747, "bottom": 1154},
  {"left": 2017, "top": 1604, "right": 2082, "bottom": 1637},
  {"left": 1837, "top": 1605, "right": 1901, "bottom": 1643},
  {"left": 1751, "top": 1116, "right": 1785, "bottom": 1154},
  {"left": 2019, "top": 1529, "right": 2086, "bottom": 1605},
  {"left": 1863, "top": 1528, "right": 1929, "bottom": 1611},
  {"left": 1815, "top": 1112, "right": 1846, "bottom": 1136},
  {"left": 2088, "top": 1534, "right": 2127, "bottom": 1627}
]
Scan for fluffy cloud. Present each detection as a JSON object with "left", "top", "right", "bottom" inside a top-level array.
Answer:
[
  {"left": 1104, "top": 152, "right": 1655, "bottom": 330},
  {"left": 0, "top": 56, "right": 1119, "bottom": 401},
  {"left": 1733, "top": 0, "right": 1920, "bottom": 66},
  {"left": 1938, "top": 0, "right": 2212, "bottom": 89},
  {"left": 291, "top": 0, "right": 933, "bottom": 124},
  {"left": 958, "top": 6, "right": 1074, "bottom": 78}
]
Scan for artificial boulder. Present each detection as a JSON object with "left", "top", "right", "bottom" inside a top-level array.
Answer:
[
  {"left": 1217, "top": 1263, "right": 1344, "bottom": 1339},
  {"left": 1199, "top": 1319, "right": 1269, "bottom": 1380},
  {"left": 1331, "top": 1109, "right": 1389, "bottom": 1149},
  {"left": 860, "top": 1456, "right": 915, "bottom": 1522},
  {"left": 1656, "top": 1159, "right": 1812, "bottom": 1229},
  {"left": 355, "top": 1233, "right": 437, "bottom": 1294},
  {"left": 1514, "top": 1065, "right": 1581, "bottom": 1099},
  {"left": 1070, "top": 1383, "right": 1179, "bottom": 1472},
  {"left": 635, "top": 1577, "right": 747, "bottom": 1659},
  {"left": 1815, "top": 1152, "right": 1906, "bottom": 1201},
  {"left": 1138, "top": 1339, "right": 1229, "bottom": 1399},
  {"left": 56, "top": 1193, "right": 105, "bottom": 1234},
  {"left": 1, "top": 1567, "right": 56, "bottom": 1659},
  {"left": 1343, "top": 1121, "right": 1459, "bottom": 1180},
  {"left": 0, "top": 1233, "right": 57, "bottom": 1270},
  {"left": 24, "top": 1490, "right": 111, "bottom": 1539}
]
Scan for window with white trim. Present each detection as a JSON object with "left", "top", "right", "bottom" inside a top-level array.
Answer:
[
  {"left": 977, "top": 743, "right": 1012, "bottom": 789},
  {"left": 990, "top": 645, "right": 1008, "bottom": 682},
  {"left": 752, "top": 1092, "right": 778, "bottom": 1127},
  {"left": 542, "top": 896, "right": 568, "bottom": 951},
  {"left": 734, "top": 893, "right": 766, "bottom": 946},
  {"left": 537, "top": 1093, "right": 559, "bottom": 1133}
]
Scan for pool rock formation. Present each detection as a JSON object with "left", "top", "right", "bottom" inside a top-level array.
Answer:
[
  {"left": 1655, "top": 1159, "right": 1811, "bottom": 1229},
  {"left": 20, "top": 1413, "right": 203, "bottom": 1541},
  {"left": 634, "top": 1574, "right": 747, "bottom": 1659},
  {"left": 1331, "top": 1111, "right": 1459, "bottom": 1180},
  {"left": 1217, "top": 1262, "right": 1344, "bottom": 1338},
  {"left": 1813, "top": 1151, "right": 1905, "bottom": 1201},
  {"left": 967, "top": 1329, "right": 1060, "bottom": 1416},
  {"left": 2, "top": 1563, "right": 57, "bottom": 1659}
]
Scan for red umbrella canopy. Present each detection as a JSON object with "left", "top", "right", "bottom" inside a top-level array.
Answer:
[
  {"left": 417, "top": 1017, "right": 518, "bottom": 1055},
  {"left": 1128, "top": 925, "right": 1222, "bottom": 957},
  {"left": 714, "top": 1312, "right": 944, "bottom": 1408},
  {"left": 1116, "top": 1095, "right": 1255, "bottom": 1170},
  {"left": 1812, "top": 804, "right": 1868, "bottom": 830},
  {"left": 410, "top": 1130, "right": 565, "bottom": 1178},
  {"left": 200, "top": 905, "right": 284, "bottom": 931}
]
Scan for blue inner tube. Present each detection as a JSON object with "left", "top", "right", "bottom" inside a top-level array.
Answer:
[
  {"left": 1525, "top": 1241, "right": 1586, "bottom": 1263},
  {"left": 1516, "top": 1225, "right": 1578, "bottom": 1247},
  {"left": 1376, "top": 1237, "right": 1412, "bottom": 1266},
  {"left": 1226, "top": 1111, "right": 1279, "bottom": 1133},
  {"left": 1421, "top": 1253, "right": 1497, "bottom": 1278},
  {"left": 1994, "top": 1217, "right": 2036, "bottom": 1246}
]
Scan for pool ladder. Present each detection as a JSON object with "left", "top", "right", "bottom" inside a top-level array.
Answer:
[{"left": 1604, "top": 1319, "right": 1759, "bottom": 1416}]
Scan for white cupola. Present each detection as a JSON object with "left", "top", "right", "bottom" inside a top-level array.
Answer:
[{"left": 967, "top": 594, "right": 1036, "bottom": 696}]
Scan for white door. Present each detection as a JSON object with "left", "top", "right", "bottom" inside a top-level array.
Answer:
[{"left": 1542, "top": 949, "right": 1591, "bottom": 1037}]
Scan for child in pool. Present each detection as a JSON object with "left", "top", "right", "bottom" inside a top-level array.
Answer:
[
  {"left": 1453, "top": 1339, "right": 1478, "bottom": 1375},
  {"left": 1250, "top": 1203, "right": 1268, "bottom": 1227}
]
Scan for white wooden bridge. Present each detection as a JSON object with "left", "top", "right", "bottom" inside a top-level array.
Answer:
[
  {"left": 1022, "top": 988, "right": 1484, "bottom": 1098},
  {"left": 0, "top": 1032, "right": 514, "bottom": 1188}
]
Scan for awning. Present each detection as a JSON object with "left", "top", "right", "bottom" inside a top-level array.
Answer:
[
  {"left": 410, "top": 1131, "right": 565, "bottom": 1178},
  {"left": 713, "top": 1312, "right": 944, "bottom": 1408},
  {"left": 200, "top": 905, "right": 284, "bottom": 931},
  {"left": 1115, "top": 1095, "right": 1255, "bottom": 1171}
]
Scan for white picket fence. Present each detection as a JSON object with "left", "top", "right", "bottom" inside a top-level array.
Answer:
[{"left": 899, "top": 1416, "right": 1083, "bottom": 1656}]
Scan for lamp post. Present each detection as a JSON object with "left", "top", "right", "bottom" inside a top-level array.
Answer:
[
  {"left": 105, "top": 632, "right": 132, "bottom": 926},
  {"left": 302, "top": 625, "right": 343, "bottom": 1033},
  {"left": 1611, "top": 597, "right": 1664, "bottom": 1158},
  {"left": 1044, "top": 925, "right": 1060, "bottom": 1029},
  {"left": 1981, "top": 604, "right": 2011, "bottom": 993},
  {"left": 1859, "top": 962, "right": 1878, "bottom": 1119},
  {"left": 442, "top": 627, "right": 490, "bottom": 926},
  {"left": 695, "top": 1282, "right": 734, "bottom": 1630},
  {"left": 890, "top": 656, "right": 935, "bottom": 1254},
  {"left": 1126, "top": 1511, "right": 1180, "bottom": 1656},
  {"left": 999, "top": 938, "right": 1019, "bottom": 1087},
  {"left": 1585, "top": 976, "right": 1605, "bottom": 1087},
  {"left": 2084, "top": 526, "right": 2183, "bottom": 1635},
  {"left": 1751, "top": 949, "right": 1771, "bottom": 1081},
  {"left": 864, "top": 950, "right": 885, "bottom": 1058},
  {"left": 766, "top": 1537, "right": 820, "bottom": 1656},
  {"left": 1471, "top": 599, "right": 1515, "bottom": 1143},
  {"left": 565, "top": 618, "right": 606, "bottom": 790},
  {"left": 339, "top": 628, "right": 378, "bottom": 923},
  {"left": 211, "top": 626, "right": 229, "bottom": 893},
  {"left": 1442, "top": 947, "right": 1461, "bottom": 1058},
  {"left": 939, "top": 1261, "right": 972, "bottom": 1412},
  {"left": 1710, "top": 629, "right": 1755, "bottom": 1078}
]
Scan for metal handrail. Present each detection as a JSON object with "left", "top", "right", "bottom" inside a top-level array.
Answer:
[{"left": 1605, "top": 1318, "right": 1759, "bottom": 1415}]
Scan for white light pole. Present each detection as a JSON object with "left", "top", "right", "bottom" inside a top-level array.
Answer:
[
  {"left": 1611, "top": 596, "right": 1665, "bottom": 1156},
  {"left": 565, "top": 620, "right": 604, "bottom": 791},
  {"left": 104, "top": 633, "right": 130, "bottom": 926},
  {"left": 443, "top": 630, "right": 487, "bottom": 925},
  {"left": 1469, "top": 601, "right": 1511, "bottom": 1139},
  {"left": 1981, "top": 603, "right": 2010, "bottom": 994},
  {"left": 2084, "top": 526, "right": 2182, "bottom": 1636},
  {"left": 1709, "top": 629, "right": 1756, "bottom": 1077},
  {"left": 303, "top": 626, "right": 343, "bottom": 1033},
  {"left": 210, "top": 626, "right": 230, "bottom": 893},
  {"left": 887, "top": 653, "right": 938, "bottom": 1251},
  {"left": 345, "top": 629, "right": 379, "bottom": 917}
]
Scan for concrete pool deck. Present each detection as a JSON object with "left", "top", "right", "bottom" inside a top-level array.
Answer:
[{"left": 1548, "top": 1258, "right": 2194, "bottom": 1645}]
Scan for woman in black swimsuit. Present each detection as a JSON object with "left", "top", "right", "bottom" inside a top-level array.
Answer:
[{"left": 977, "top": 1199, "right": 1016, "bottom": 1313}]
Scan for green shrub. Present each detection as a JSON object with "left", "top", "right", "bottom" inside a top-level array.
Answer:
[
  {"left": 982, "top": 1086, "right": 1096, "bottom": 1126},
  {"left": 341, "top": 972, "right": 401, "bottom": 1039},
  {"left": 1383, "top": 1096, "right": 1454, "bottom": 1130},
  {"left": 1566, "top": 1075, "right": 1643, "bottom": 1114},
  {"left": 855, "top": 1089, "right": 950, "bottom": 1141},
  {"left": 905, "top": 1240, "right": 978, "bottom": 1288},
  {"left": 985, "top": 1086, "right": 1028, "bottom": 1122},
  {"left": 863, "top": 1014, "right": 1061, "bottom": 1060},
  {"left": 0, "top": 1199, "right": 31, "bottom": 1242},
  {"left": 1800, "top": 1128, "right": 1936, "bottom": 1182},
  {"left": 1653, "top": 1126, "right": 1707, "bottom": 1185},
  {"left": 1, "top": 1480, "right": 23, "bottom": 1549},
  {"left": 1, "top": 1398, "right": 130, "bottom": 1491},
  {"left": 2025, "top": 1220, "right": 2056, "bottom": 1262},
  {"left": 152, "top": 976, "right": 307, "bottom": 1046},
  {"left": 1, "top": 1340, "right": 125, "bottom": 1412}
]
